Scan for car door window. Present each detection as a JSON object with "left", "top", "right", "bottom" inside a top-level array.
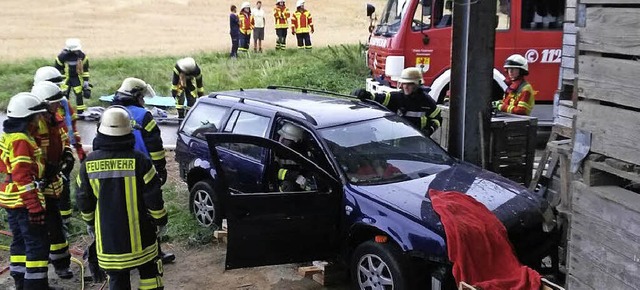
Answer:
[
  {"left": 222, "top": 110, "right": 271, "bottom": 160},
  {"left": 181, "top": 104, "right": 227, "bottom": 139}
]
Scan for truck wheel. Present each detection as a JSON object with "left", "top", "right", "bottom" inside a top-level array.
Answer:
[
  {"left": 351, "top": 240, "right": 411, "bottom": 290},
  {"left": 189, "top": 180, "right": 222, "bottom": 228}
]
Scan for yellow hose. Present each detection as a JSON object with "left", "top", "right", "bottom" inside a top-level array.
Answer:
[{"left": 70, "top": 256, "right": 85, "bottom": 290}]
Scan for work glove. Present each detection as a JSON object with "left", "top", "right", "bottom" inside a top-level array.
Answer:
[
  {"left": 352, "top": 88, "right": 372, "bottom": 101},
  {"left": 83, "top": 81, "right": 92, "bottom": 99},
  {"left": 491, "top": 100, "right": 502, "bottom": 110},
  {"left": 75, "top": 145, "right": 87, "bottom": 162},
  {"left": 60, "top": 147, "right": 76, "bottom": 177},
  {"left": 87, "top": 224, "right": 95, "bottom": 239},
  {"left": 157, "top": 225, "right": 168, "bottom": 238},
  {"left": 157, "top": 167, "right": 168, "bottom": 186},
  {"left": 22, "top": 191, "right": 46, "bottom": 225},
  {"left": 311, "top": 26, "right": 315, "bottom": 34},
  {"left": 291, "top": 29, "right": 296, "bottom": 35}
]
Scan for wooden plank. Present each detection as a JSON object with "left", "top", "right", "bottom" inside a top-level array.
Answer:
[
  {"left": 559, "top": 100, "right": 574, "bottom": 108},
  {"left": 565, "top": 6, "right": 576, "bottom": 22},
  {"left": 566, "top": 274, "right": 594, "bottom": 290},
  {"left": 568, "top": 244, "right": 638, "bottom": 290},
  {"left": 572, "top": 182, "right": 640, "bottom": 233},
  {"left": 585, "top": 159, "right": 640, "bottom": 185},
  {"left": 562, "top": 68, "right": 575, "bottom": 81},
  {"left": 298, "top": 266, "right": 323, "bottom": 277},
  {"left": 557, "top": 105, "right": 577, "bottom": 118},
  {"left": 578, "top": 55, "right": 640, "bottom": 109},
  {"left": 576, "top": 101, "right": 640, "bottom": 165},
  {"left": 563, "top": 33, "right": 577, "bottom": 46},
  {"left": 581, "top": 0, "right": 640, "bottom": 3},
  {"left": 554, "top": 116, "right": 573, "bottom": 129},
  {"left": 562, "top": 44, "right": 576, "bottom": 58},
  {"left": 561, "top": 55, "right": 575, "bottom": 70},
  {"left": 566, "top": 0, "right": 577, "bottom": 8},
  {"left": 564, "top": 22, "right": 578, "bottom": 34},
  {"left": 580, "top": 7, "right": 640, "bottom": 55}
]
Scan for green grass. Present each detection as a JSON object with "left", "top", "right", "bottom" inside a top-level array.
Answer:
[{"left": 0, "top": 44, "right": 369, "bottom": 110}]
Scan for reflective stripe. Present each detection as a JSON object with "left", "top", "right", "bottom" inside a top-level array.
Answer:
[
  {"left": 60, "top": 209, "right": 73, "bottom": 216},
  {"left": 144, "top": 166, "right": 157, "bottom": 184},
  {"left": 420, "top": 116, "right": 428, "bottom": 129},
  {"left": 150, "top": 150, "right": 165, "bottom": 161},
  {"left": 98, "top": 243, "right": 158, "bottom": 270},
  {"left": 25, "top": 260, "right": 48, "bottom": 268},
  {"left": 81, "top": 211, "right": 95, "bottom": 222},
  {"left": 10, "top": 265, "right": 26, "bottom": 273},
  {"left": 144, "top": 120, "right": 157, "bottom": 132},
  {"left": 382, "top": 92, "right": 391, "bottom": 106},
  {"left": 149, "top": 208, "right": 167, "bottom": 219},
  {"left": 507, "top": 105, "right": 515, "bottom": 113},
  {"left": 50, "top": 241, "right": 69, "bottom": 251},
  {"left": 139, "top": 277, "right": 162, "bottom": 289},
  {"left": 125, "top": 176, "right": 142, "bottom": 252},
  {"left": 88, "top": 170, "right": 135, "bottom": 179},
  {"left": 432, "top": 119, "right": 441, "bottom": 128},
  {"left": 404, "top": 111, "right": 425, "bottom": 118},
  {"left": 429, "top": 107, "right": 441, "bottom": 118},
  {"left": 11, "top": 255, "right": 26, "bottom": 263},
  {"left": 278, "top": 169, "right": 288, "bottom": 180},
  {"left": 25, "top": 272, "right": 48, "bottom": 280},
  {"left": 517, "top": 101, "right": 532, "bottom": 110},
  {"left": 49, "top": 252, "right": 71, "bottom": 260}
]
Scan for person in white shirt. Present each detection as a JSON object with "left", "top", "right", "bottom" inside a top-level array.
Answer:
[{"left": 253, "top": 1, "right": 266, "bottom": 52}]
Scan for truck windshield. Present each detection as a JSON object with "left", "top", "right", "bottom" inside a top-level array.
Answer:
[
  {"left": 375, "top": 0, "right": 410, "bottom": 36},
  {"left": 320, "top": 115, "right": 453, "bottom": 186}
]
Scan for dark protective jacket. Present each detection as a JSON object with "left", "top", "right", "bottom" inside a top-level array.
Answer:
[
  {"left": 54, "top": 50, "right": 90, "bottom": 88},
  {"left": 76, "top": 133, "right": 167, "bottom": 270},
  {"left": 230, "top": 13, "right": 240, "bottom": 37},
  {"left": 371, "top": 87, "right": 443, "bottom": 136},
  {"left": 171, "top": 64, "right": 204, "bottom": 99}
]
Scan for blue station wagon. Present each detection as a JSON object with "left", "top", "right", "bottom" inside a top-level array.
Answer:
[{"left": 175, "top": 87, "right": 558, "bottom": 289}]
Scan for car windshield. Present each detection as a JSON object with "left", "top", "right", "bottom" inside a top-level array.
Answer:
[
  {"left": 319, "top": 115, "right": 454, "bottom": 186},
  {"left": 375, "top": 0, "right": 410, "bottom": 36}
]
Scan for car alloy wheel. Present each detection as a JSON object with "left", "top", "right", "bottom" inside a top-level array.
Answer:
[
  {"left": 356, "top": 253, "right": 395, "bottom": 289},
  {"left": 189, "top": 180, "right": 222, "bottom": 228}
]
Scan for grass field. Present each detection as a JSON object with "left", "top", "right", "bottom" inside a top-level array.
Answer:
[{"left": 0, "top": 44, "right": 369, "bottom": 110}]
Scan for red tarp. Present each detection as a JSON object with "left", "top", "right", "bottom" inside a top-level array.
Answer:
[{"left": 429, "top": 189, "right": 541, "bottom": 290}]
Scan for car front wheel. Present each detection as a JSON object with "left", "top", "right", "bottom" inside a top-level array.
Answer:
[
  {"left": 189, "top": 180, "right": 222, "bottom": 228},
  {"left": 351, "top": 240, "right": 411, "bottom": 290}
]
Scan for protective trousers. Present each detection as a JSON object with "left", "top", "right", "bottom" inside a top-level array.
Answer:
[
  {"left": 45, "top": 196, "right": 71, "bottom": 271},
  {"left": 295, "top": 33, "right": 312, "bottom": 49},
  {"left": 63, "top": 81, "right": 87, "bottom": 113},
  {"left": 8, "top": 208, "right": 49, "bottom": 290},
  {"left": 275, "top": 28, "right": 287, "bottom": 50},
  {"left": 239, "top": 33, "right": 251, "bottom": 52},
  {"left": 58, "top": 176, "right": 72, "bottom": 237},
  {"left": 107, "top": 258, "right": 164, "bottom": 290},
  {"left": 175, "top": 89, "right": 199, "bottom": 119}
]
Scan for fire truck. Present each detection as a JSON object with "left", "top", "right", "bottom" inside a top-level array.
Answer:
[{"left": 365, "top": 0, "right": 565, "bottom": 126}]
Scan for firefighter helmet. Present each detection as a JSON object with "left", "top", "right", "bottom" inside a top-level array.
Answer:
[
  {"left": 34, "top": 66, "right": 64, "bottom": 86},
  {"left": 177, "top": 57, "right": 197, "bottom": 72},
  {"left": 241, "top": 1, "right": 251, "bottom": 10},
  {"left": 278, "top": 123, "right": 304, "bottom": 143},
  {"left": 115, "top": 77, "right": 156, "bottom": 101},
  {"left": 398, "top": 67, "right": 422, "bottom": 85},
  {"left": 7, "top": 92, "right": 47, "bottom": 119},
  {"left": 504, "top": 54, "right": 529, "bottom": 74},
  {"left": 276, "top": 0, "right": 285, "bottom": 4},
  {"left": 64, "top": 38, "right": 82, "bottom": 51},
  {"left": 296, "top": 0, "right": 304, "bottom": 7},
  {"left": 31, "top": 81, "right": 64, "bottom": 103},
  {"left": 98, "top": 106, "right": 133, "bottom": 136}
]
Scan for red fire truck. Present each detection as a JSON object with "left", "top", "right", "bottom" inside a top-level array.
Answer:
[{"left": 365, "top": 0, "right": 565, "bottom": 126}]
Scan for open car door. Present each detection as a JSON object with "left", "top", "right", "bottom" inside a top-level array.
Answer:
[{"left": 205, "top": 133, "right": 343, "bottom": 270}]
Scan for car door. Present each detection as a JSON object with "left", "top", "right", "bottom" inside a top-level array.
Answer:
[{"left": 205, "top": 133, "right": 343, "bottom": 270}]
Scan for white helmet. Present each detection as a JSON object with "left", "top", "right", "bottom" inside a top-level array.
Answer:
[
  {"left": 176, "top": 57, "right": 197, "bottom": 72},
  {"left": 116, "top": 77, "right": 156, "bottom": 100},
  {"left": 34, "top": 66, "right": 63, "bottom": 86},
  {"left": 7, "top": 92, "right": 47, "bottom": 119},
  {"left": 65, "top": 38, "right": 82, "bottom": 51},
  {"left": 278, "top": 123, "right": 304, "bottom": 143},
  {"left": 296, "top": 0, "right": 304, "bottom": 7},
  {"left": 98, "top": 106, "right": 133, "bottom": 136},
  {"left": 276, "top": 0, "right": 285, "bottom": 4},
  {"left": 31, "top": 81, "right": 64, "bottom": 103},
  {"left": 504, "top": 54, "right": 529, "bottom": 74},
  {"left": 241, "top": 2, "right": 251, "bottom": 10},
  {"left": 398, "top": 67, "right": 422, "bottom": 85}
]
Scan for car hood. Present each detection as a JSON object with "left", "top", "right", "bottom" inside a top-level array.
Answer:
[{"left": 349, "top": 161, "right": 547, "bottom": 237}]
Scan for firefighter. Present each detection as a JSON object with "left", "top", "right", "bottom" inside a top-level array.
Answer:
[
  {"left": 352, "top": 67, "right": 442, "bottom": 136},
  {"left": 33, "top": 66, "right": 86, "bottom": 238},
  {"left": 54, "top": 38, "right": 91, "bottom": 115},
  {"left": 30, "top": 81, "right": 75, "bottom": 280},
  {"left": 291, "top": 0, "right": 314, "bottom": 50},
  {"left": 171, "top": 57, "right": 204, "bottom": 119},
  {"left": 274, "top": 0, "right": 290, "bottom": 50},
  {"left": 493, "top": 54, "right": 536, "bottom": 116},
  {"left": 275, "top": 123, "right": 313, "bottom": 192},
  {"left": 239, "top": 2, "right": 255, "bottom": 53},
  {"left": 76, "top": 106, "right": 167, "bottom": 290},
  {"left": 0, "top": 92, "right": 49, "bottom": 289}
]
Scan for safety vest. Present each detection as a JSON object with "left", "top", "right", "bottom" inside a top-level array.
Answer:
[
  {"left": 125, "top": 105, "right": 150, "bottom": 156},
  {"left": 291, "top": 9, "right": 313, "bottom": 33},
  {"left": 499, "top": 80, "right": 536, "bottom": 116},
  {"left": 239, "top": 12, "right": 255, "bottom": 35},
  {"left": 274, "top": 6, "right": 290, "bottom": 29},
  {"left": 0, "top": 132, "right": 46, "bottom": 208}
]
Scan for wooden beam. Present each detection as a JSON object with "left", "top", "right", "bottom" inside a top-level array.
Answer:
[
  {"left": 580, "top": 7, "right": 640, "bottom": 55},
  {"left": 579, "top": 55, "right": 640, "bottom": 109}
]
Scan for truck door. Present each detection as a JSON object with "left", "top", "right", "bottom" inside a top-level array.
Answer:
[{"left": 205, "top": 133, "right": 343, "bottom": 270}]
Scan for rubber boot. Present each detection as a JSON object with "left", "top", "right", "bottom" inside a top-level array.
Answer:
[
  {"left": 158, "top": 242, "right": 175, "bottom": 264},
  {"left": 177, "top": 108, "right": 185, "bottom": 119},
  {"left": 85, "top": 241, "right": 106, "bottom": 283},
  {"left": 11, "top": 273, "right": 24, "bottom": 290}
]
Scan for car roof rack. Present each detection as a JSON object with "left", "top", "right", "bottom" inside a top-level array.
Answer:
[
  {"left": 266, "top": 85, "right": 389, "bottom": 112},
  {"left": 208, "top": 90, "right": 318, "bottom": 126}
]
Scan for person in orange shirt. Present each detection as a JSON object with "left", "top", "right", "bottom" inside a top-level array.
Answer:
[
  {"left": 291, "top": 0, "right": 314, "bottom": 50},
  {"left": 239, "top": 2, "right": 255, "bottom": 53},
  {"left": 274, "top": 0, "right": 290, "bottom": 50}
]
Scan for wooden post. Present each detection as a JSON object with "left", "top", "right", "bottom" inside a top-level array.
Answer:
[{"left": 449, "top": 0, "right": 496, "bottom": 165}]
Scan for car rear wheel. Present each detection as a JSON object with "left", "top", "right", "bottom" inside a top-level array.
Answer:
[
  {"left": 351, "top": 241, "right": 411, "bottom": 290},
  {"left": 189, "top": 180, "right": 222, "bottom": 228}
]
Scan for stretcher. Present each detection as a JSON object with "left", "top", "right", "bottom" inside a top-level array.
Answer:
[{"left": 84, "top": 94, "right": 182, "bottom": 124}]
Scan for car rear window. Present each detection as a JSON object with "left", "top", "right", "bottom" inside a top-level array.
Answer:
[{"left": 181, "top": 103, "right": 228, "bottom": 138}]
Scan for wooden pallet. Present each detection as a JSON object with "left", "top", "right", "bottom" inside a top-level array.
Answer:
[
  {"left": 297, "top": 261, "right": 346, "bottom": 286},
  {"left": 488, "top": 113, "right": 538, "bottom": 186},
  {"left": 213, "top": 219, "right": 228, "bottom": 243}
]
